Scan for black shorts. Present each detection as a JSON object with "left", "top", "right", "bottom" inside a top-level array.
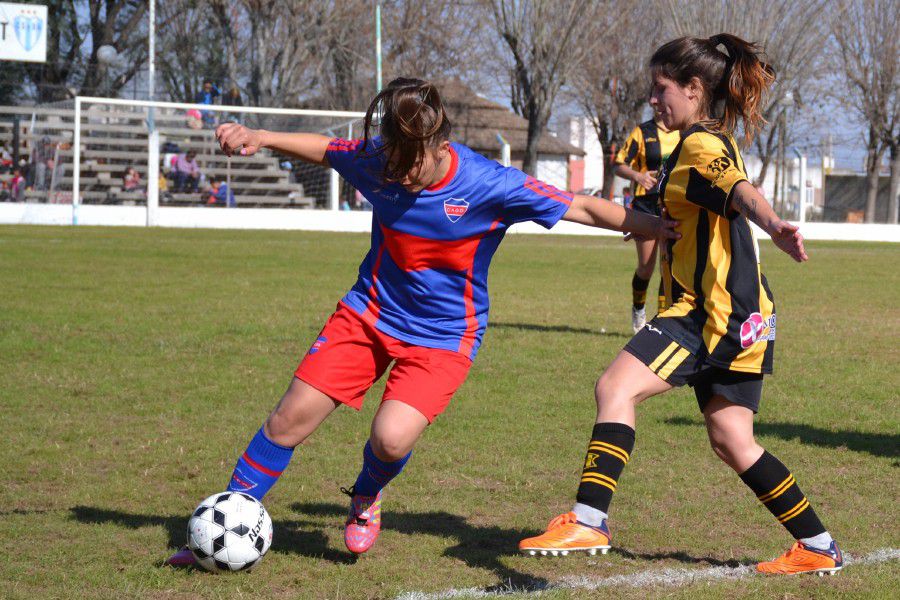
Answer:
[
  {"left": 630, "top": 193, "right": 661, "bottom": 216},
  {"left": 624, "top": 322, "right": 763, "bottom": 413}
]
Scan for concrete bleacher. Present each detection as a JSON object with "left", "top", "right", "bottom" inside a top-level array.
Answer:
[{"left": 0, "top": 104, "right": 320, "bottom": 208}]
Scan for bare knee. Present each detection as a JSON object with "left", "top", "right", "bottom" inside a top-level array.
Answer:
[
  {"left": 369, "top": 432, "right": 410, "bottom": 462},
  {"left": 264, "top": 410, "right": 296, "bottom": 444},
  {"left": 635, "top": 263, "right": 654, "bottom": 281},
  {"left": 595, "top": 372, "right": 640, "bottom": 409},
  {"left": 594, "top": 373, "right": 642, "bottom": 425},
  {"left": 707, "top": 430, "right": 762, "bottom": 472},
  {"left": 263, "top": 379, "right": 338, "bottom": 447}
]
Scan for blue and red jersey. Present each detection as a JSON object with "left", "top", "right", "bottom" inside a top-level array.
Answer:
[{"left": 326, "top": 138, "right": 573, "bottom": 360}]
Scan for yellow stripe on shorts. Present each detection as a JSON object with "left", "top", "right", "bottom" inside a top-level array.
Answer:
[
  {"left": 657, "top": 348, "right": 690, "bottom": 380},
  {"left": 648, "top": 341, "right": 679, "bottom": 372}
]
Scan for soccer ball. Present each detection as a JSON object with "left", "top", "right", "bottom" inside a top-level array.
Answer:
[{"left": 187, "top": 491, "right": 273, "bottom": 572}]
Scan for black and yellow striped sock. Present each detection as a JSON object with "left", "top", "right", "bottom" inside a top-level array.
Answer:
[
  {"left": 631, "top": 273, "right": 650, "bottom": 309},
  {"left": 739, "top": 451, "right": 826, "bottom": 539},
  {"left": 575, "top": 423, "right": 635, "bottom": 514}
]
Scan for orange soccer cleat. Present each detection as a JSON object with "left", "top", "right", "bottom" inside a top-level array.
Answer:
[
  {"left": 757, "top": 540, "right": 843, "bottom": 576},
  {"left": 519, "top": 512, "right": 611, "bottom": 557}
]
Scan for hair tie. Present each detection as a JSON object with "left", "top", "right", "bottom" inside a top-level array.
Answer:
[{"left": 708, "top": 35, "right": 736, "bottom": 96}]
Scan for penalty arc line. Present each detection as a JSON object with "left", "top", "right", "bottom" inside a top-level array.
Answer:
[{"left": 395, "top": 548, "right": 900, "bottom": 599}]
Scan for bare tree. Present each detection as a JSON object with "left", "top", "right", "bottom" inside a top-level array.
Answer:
[
  {"left": 665, "top": 0, "right": 831, "bottom": 198},
  {"left": 488, "top": 0, "right": 604, "bottom": 175},
  {"left": 155, "top": 0, "right": 229, "bottom": 102},
  {"left": 20, "top": 0, "right": 148, "bottom": 102},
  {"left": 309, "top": 0, "right": 374, "bottom": 112},
  {"left": 208, "top": 0, "right": 243, "bottom": 93},
  {"left": 831, "top": 0, "right": 900, "bottom": 223},
  {"left": 382, "top": 0, "right": 489, "bottom": 86},
  {"left": 572, "top": 0, "right": 659, "bottom": 198}
]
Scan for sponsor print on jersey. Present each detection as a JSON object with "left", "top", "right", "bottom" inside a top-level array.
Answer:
[
  {"left": 740, "top": 312, "right": 776, "bottom": 348},
  {"left": 309, "top": 336, "right": 327, "bottom": 354},
  {"left": 443, "top": 198, "right": 469, "bottom": 222}
]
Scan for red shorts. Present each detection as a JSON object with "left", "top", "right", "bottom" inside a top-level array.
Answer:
[{"left": 294, "top": 303, "right": 472, "bottom": 423}]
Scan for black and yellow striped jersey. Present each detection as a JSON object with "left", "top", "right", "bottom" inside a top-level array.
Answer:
[
  {"left": 656, "top": 124, "right": 775, "bottom": 374},
  {"left": 615, "top": 120, "right": 681, "bottom": 196}
]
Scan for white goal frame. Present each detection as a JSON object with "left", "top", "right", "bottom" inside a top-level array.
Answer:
[{"left": 72, "top": 96, "right": 366, "bottom": 226}]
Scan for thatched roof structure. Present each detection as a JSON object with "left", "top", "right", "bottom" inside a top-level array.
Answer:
[{"left": 437, "top": 79, "right": 584, "bottom": 158}]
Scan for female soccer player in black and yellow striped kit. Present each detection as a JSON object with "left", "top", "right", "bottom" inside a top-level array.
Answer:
[
  {"left": 615, "top": 116, "right": 680, "bottom": 332},
  {"left": 520, "top": 34, "right": 843, "bottom": 576}
]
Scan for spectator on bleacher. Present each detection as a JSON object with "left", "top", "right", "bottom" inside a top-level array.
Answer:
[
  {"left": 185, "top": 109, "right": 203, "bottom": 130},
  {"left": 0, "top": 144, "right": 12, "bottom": 173},
  {"left": 31, "top": 136, "right": 54, "bottom": 191},
  {"left": 194, "top": 79, "right": 220, "bottom": 129},
  {"left": 10, "top": 168, "right": 25, "bottom": 202},
  {"left": 158, "top": 172, "right": 173, "bottom": 203},
  {"left": 173, "top": 150, "right": 201, "bottom": 193},
  {"left": 123, "top": 166, "right": 142, "bottom": 193},
  {"left": 206, "top": 178, "right": 235, "bottom": 208}
]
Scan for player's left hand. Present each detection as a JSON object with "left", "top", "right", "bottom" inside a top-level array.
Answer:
[
  {"left": 624, "top": 216, "right": 680, "bottom": 242},
  {"left": 769, "top": 220, "right": 808, "bottom": 262}
]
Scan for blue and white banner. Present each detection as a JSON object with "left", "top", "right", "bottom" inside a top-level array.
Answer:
[{"left": 0, "top": 3, "right": 47, "bottom": 63}]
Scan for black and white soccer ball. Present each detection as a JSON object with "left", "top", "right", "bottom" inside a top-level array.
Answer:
[{"left": 187, "top": 491, "right": 273, "bottom": 572}]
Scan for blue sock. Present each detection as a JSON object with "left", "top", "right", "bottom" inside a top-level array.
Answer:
[
  {"left": 352, "top": 440, "right": 411, "bottom": 497},
  {"left": 227, "top": 427, "right": 294, "bottom": 500}
]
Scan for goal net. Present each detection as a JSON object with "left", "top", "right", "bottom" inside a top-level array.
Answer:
[{"left": 65, "top": 97, "right": 365, "bottom": 215}]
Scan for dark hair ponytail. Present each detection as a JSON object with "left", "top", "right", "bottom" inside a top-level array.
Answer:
[
  {"left": 360, "top": 77, "right": 452, "bottom": 183},
  {"left": 650, "top": 34, "right": 775, "bottom": 143}
]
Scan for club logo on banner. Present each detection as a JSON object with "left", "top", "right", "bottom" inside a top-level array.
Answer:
[
  {"left": 443, "top": 198, "right": 469, "bottom": 223},
  {"left": 0, "top": 3, "right": 47, "bottom": 63}
]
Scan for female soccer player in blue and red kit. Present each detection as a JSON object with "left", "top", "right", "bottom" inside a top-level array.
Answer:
[
  {"left": 520, "top": 35, "right": 842, "bottom": 576},
  {"left": 166, "top": 78, "right": 678, "bottom": 564}
]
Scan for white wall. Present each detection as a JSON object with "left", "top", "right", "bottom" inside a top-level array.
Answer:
[
  {"left": 569, "top": 117, "right": 604, "bottom": 189},
  {"left": 2, "top": 202, "right": 898, "bottom": 242},
  {"left": 535, "top": 155, "right": 568, "bottom": 190}
]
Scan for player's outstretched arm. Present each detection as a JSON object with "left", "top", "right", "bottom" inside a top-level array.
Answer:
[
  {"left": 215, "top": 123, "right": 332, "bottom": 167},
  {"left": 562, "top": 194, "right": 680, "bottom": 241},
  {"left": 730, "top": 181, "right": 808, "bottom": 263}
]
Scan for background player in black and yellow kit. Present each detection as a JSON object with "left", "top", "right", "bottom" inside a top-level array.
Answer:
[
  {"left": 520, "top": 34, "right": 843, "bottom": 576},
  {"left": 614, "top": 117, "right": 680, "bottom": 332}
]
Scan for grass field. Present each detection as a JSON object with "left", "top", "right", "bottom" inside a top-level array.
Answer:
[{"left": 1, "top": 224, "right": 898, "bottom": 599}]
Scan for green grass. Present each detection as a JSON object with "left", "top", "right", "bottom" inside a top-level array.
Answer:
[{"left": 0, "top": 225, "right": 897, "bottom": 599}]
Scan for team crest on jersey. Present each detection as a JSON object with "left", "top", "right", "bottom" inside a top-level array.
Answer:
[
  {"left": 443, "top": 198, "right": 469, "bottom": 222},
  {"left": 740, "top": 312, "right": 776, "bottom": 348},
  {"left": 707, "top": 156, "right": 733, "bottom": 187}
]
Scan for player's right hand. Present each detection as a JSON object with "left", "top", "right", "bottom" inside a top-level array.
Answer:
[
  {"left": 636, "top": 171, "right": 658, "bottom": 191},
  {"left": 769, "top": 219, "right": 808, "bottom": 262},
  {"left": 215, "top": 123, "right": 264, "bottom": 157}
]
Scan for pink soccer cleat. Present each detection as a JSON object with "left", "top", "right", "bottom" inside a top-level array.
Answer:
[
  {"left": 341, "top": 486, "right": 383, "bottom": 555},
  {"left": 164, "top": 546, "right": 197, "bottom": 567}
]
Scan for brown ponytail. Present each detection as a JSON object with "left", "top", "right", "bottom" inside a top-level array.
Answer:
[
  {"left": 360, "top": 77, "right": 452, "bottom": 183},
  {"left": 649, "top": 34, "right": 775, "bottom": 143}
]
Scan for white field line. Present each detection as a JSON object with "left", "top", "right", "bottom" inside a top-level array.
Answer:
[{"left": 395, "top": 548, "right": 900, "bottom": 600}]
